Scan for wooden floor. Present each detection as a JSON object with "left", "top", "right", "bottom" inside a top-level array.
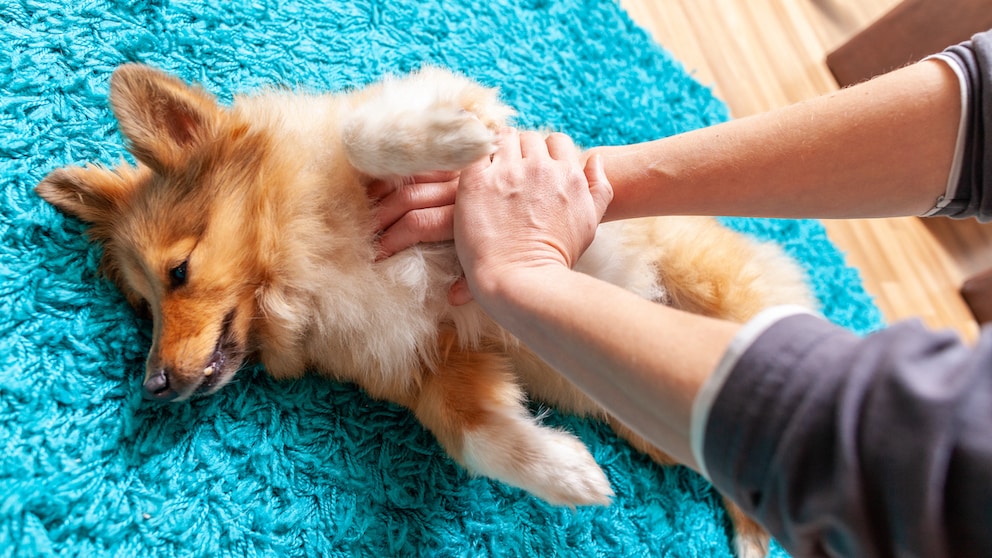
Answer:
[{"left": 619, "top": 0, "right": 992, "bottom": 341}]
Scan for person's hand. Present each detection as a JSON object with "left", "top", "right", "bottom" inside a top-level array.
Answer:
[
  {"left": 370, "top": 171, "right": 459, "bottom": 259},
  {"left": 452, "top": 129, "right": 614, "bottom": 306}
]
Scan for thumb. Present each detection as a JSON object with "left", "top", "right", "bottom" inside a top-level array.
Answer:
[
  {"left": 584, "top": 154, "right": 614, "bottom": 221},
  {"left": 447, "top": 276, "right": 474, "bottom": 306},
  {"left": 459, "top": 151, "right": 494, "bottom": 189}
]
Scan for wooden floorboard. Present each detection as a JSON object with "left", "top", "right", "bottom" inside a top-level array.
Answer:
[{"left": 618, "top": 0, "right": 991, "bottom": 341}]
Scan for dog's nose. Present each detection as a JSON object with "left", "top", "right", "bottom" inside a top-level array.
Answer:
[{"left": 143, "top": 368, "right": 178, "bottom": 401}]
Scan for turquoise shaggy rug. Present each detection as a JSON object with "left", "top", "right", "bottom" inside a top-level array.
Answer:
[{"left": 0, "top": 1, "right": 883, "bottom": 556}]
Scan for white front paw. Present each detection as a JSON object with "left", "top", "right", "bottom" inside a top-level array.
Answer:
[
  {"left": 342, "top": 67, "right": 512, "bottom": 178},
  {"left": 344, "top": 106, "right": 498, "bottom": 178},
  {"left": 419, "top": 107, "right": 499, "bottom": 170}
]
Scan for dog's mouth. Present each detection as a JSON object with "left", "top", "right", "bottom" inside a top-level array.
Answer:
[
  {"left": 194, "top": 309, "right": 243, "bottom": 396},
  {"left": 143, "top": 308, "right": 247, "bottom": 402}
]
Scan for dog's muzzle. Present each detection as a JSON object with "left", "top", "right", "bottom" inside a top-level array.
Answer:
[{"left": 143, "top": 368, "right": 178, "bottom": 401}]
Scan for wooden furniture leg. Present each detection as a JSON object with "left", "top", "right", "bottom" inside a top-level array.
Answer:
[
  {"left": 962, "top": 269, "right": 992, "bottom": 324},
  {"left": 826, "top": 0, "right": 992, "bottom": 87}
]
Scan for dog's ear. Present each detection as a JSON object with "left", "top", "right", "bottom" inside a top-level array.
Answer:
[
  {"left": 37, "top": 164, "right": 150, "bottom": 313},
  {"left": 36, "top": 164, "right": 138, "bottom": 235},
  {"left": 109, "top": 64, "right": 220, "bottom": 174}
]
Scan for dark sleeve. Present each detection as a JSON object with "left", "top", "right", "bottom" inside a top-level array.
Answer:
[
  {"left": 703, "top": 315, "right": 992, "bottom": 557},
  {"left": 929, "top": 29, "right": 992, "bottom": 222}
]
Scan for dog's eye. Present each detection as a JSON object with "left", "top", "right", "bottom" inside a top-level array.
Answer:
[{"left": 169, "top": 260, "right": 189, "bottom": 289}]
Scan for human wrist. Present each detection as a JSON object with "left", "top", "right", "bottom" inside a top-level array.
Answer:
[
  {"left": 468, "top": 261, "right": 574, "bottom": 318},
  {"left": 586, "top": 140, "right": 679, "bottom": 222}
]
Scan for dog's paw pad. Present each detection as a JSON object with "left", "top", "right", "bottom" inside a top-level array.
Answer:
[
  {"left": 420, "top": 108, "right": 498, "bottom": 168},
  {"left": 342, "top": 105, "right": 498, "bottom": 177}
]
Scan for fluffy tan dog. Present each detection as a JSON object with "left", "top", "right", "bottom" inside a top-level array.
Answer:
[{"left": 37, "top": 64, "right": 815, "bottom": 557}]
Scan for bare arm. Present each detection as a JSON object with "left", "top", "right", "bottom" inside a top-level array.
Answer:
[
  {"left": 477, "top": 265, "right": 738, "bottom": 470},
  {"left": 372, "top": 58, "right": 961, "bottom": 257},
  {"left": 368, "top": 59, "right": 964, "bottom": 464},
  {"left": 452, "top": 130, "right": 738, "bottom": 470},
  {"left": 593, "top": 58, "right": 961, "bottom": 221},
  {"left": 377, "top": 38, "right": 992, "bottom": 556}
]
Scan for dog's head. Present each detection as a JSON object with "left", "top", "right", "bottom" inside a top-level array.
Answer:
[{"left": 37, "top": 65, "right": 289, "bottom": 402}]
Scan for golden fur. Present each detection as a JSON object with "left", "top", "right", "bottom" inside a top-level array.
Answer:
[{"left": 37, "top": 64, "right": 815, "bottom": 558}]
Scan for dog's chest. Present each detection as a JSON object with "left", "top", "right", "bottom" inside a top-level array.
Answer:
[{"left": 297, "top": 244, "right": 463, "bottom": 391}]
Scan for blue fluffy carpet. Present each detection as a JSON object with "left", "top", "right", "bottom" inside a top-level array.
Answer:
[{"left": 0, "top": 1, "right": 884, "bottom": 556}]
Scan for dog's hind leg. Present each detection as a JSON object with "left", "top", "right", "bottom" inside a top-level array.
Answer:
[
  {"left": 341, "top": 67, "right": 514, "bottom": 178},
  {"left": 407, "top": 335, "right": 613, "bottom": 506}
]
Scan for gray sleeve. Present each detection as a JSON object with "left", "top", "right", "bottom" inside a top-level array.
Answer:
[
  {"left": 928, "top": 29, "right": 992, "bottom": 222},
  {"left": 703, "top": 314, "right": 992, "bottom": 556}
]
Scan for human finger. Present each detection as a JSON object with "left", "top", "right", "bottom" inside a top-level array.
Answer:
[
  {"left": 545, "top": 132, "right": 580, "bottom": 163},
  {"left": 519, "top": 130, "right": 548, "bottom": 159},
  {"left": 375, "top": 204, "right": 455, "bottom": 260},
  {"left": 368, "top": 171, "right": 458, "bottom": 201},
  {"left": 584, "top": 154, "right": 615, "bottom": 222},
  {"left": 411, "top": 170, "right": 461, "bottom": 183},
  {"left": 374, "top": 176, "right": 458, "bottom": 232},
  {"left": 492, "top": 127, "right": 521, "bottom": 163},
  {"left": 367, "top": 178, "right": 395, "bottom": 201},
  {"left": 447, "top": 277, "right": 474, "bottom": 306}
]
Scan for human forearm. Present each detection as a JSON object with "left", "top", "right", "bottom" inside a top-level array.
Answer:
[
  {"left": 449, "top": 131, "right": 742, "bottom": 470},
  {"left": 593, "top": 59, "right": 961, "bottom": 221},
  {"left": 472, "top": 265, "right": 739, "bottom": 470}
]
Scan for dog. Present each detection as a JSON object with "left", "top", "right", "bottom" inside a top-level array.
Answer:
[{"left": 37, "top": 64, "right": 815, "bottom": 557}]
